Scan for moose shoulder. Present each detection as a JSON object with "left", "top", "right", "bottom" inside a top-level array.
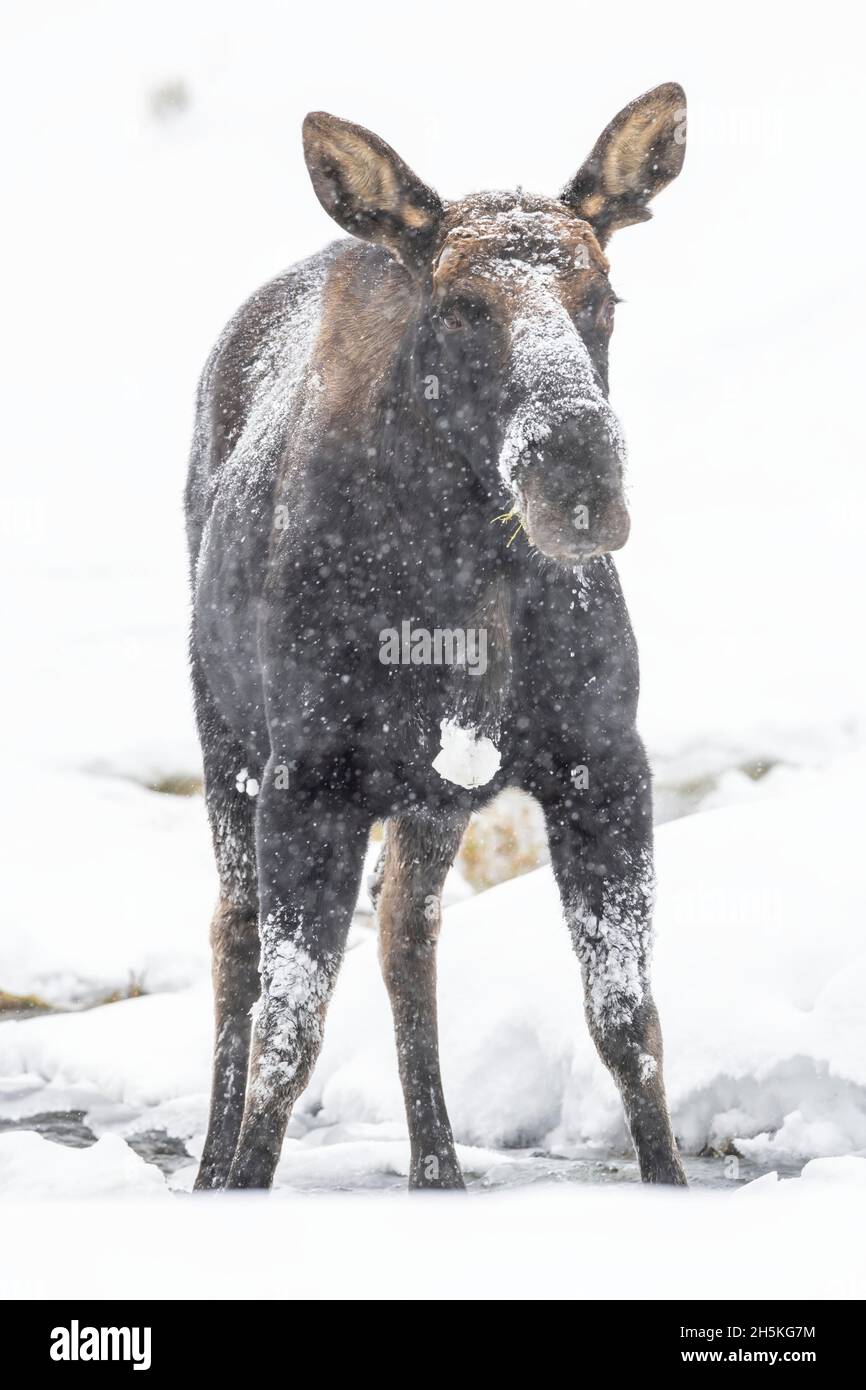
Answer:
[{"left": 186, "top": 83, "right": 688, "bottom": 1191}]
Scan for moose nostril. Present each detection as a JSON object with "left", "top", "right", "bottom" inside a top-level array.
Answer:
[
  {"left": 597, "top": 497, "right": 631, "bottom": 550},
  {"left": 522, "top": 484, "right": 630, "bottom": 564}
]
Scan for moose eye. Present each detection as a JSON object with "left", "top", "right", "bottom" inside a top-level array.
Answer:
[{"left": 439, "top": 309, "right": 465, "bottom": 333}]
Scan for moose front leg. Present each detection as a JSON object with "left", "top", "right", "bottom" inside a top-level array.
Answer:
[
  {"left": 540, "top": 749, "right": 686, "bottom": 1185},
  {"left": 226, "top": 762, "right": 371, "bottom": 1190},
  {"left": 373, "top": 810, "right": 470, "bottom": 1190}
]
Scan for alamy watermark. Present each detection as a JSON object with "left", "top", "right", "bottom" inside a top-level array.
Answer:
[
  {"left": 379, "top": 621, "right": 487, "bottom": 677},
  {"left": 50, "top": 1320, "right": 151, "bottom": 1371}
]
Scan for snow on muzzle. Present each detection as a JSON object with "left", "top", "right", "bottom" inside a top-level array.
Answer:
[
  {"left": 519, "top": 413, "right": 630, "bottom": 563},
  {"left": 497, "top": 290, "right": 629, "bottom": 564}
]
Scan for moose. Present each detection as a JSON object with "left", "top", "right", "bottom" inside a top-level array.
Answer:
[{"left": 186, "top": 83, "right": 688, "bottom": 1190}]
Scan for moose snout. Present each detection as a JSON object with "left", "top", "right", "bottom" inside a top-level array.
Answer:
[{"left": 519, "top": 417, "right": 630, "bottom": 565}]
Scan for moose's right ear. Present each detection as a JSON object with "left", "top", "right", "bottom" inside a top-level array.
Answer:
[{"left": 303, "top": 112, "right": 443, "bottom": 271}]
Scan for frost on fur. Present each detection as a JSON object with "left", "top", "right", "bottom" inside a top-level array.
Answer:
[
  {"left": 565, "top": 849, "right": 657, "bottom": 1033},
  {"left": 249, "top": 916, "right": 339, "bottom": 1105}
]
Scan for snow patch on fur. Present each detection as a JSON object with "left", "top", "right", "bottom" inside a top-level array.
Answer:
[
  {"left": 250, "top": 923, "right": 337, "bottom": 1104},
  {"left": 433, "top": 719, "right": 501, "bottom": 790},
  {"left": 493, "top": 273, "right": 626, "bottom": 491}
]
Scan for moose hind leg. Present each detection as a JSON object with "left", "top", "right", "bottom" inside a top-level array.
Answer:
[
  {"left": 195, "top": 893, "right": 259, "bottom": 1190},
  {"left": 375, "top": 810, "right": 469, "bottom": 1190},
  {"left": 192, "top": 653, "right": 261, "bottom": 1192}
]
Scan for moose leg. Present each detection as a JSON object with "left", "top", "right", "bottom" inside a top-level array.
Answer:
[
  {"left": 540, "top": 747, "right": 686, "bottom": 1185},
  {"left": 195, "top": 895, "right": 260, "bottom": 1189},
  {"left": 192, "top": 656, "right": 261, "bottom": 1192},
  {"left": 374, "top": 811, "right": 469, "bottom": 1189},
  {"left": 226, "top": 761, "right": 371, "bottom": 1190}
]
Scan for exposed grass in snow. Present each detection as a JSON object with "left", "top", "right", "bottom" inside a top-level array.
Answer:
[{"left": 0, "top": 990, "right": 53, "bottom": 1017}]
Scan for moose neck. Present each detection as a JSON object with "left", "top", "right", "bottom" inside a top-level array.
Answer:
[
  {"left": 368, "top": 372, "right": 516, "bottom": 740},
  {"left": 373, "top": 355, "right": 515, "bottom": 606}
]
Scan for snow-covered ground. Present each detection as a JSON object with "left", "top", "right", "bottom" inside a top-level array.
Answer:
[
  {"left": 3, "top": 748, "right": 866, "bottom": 1295},
  {"left": 2, "top": 747, "right": 864, "bottom": 1172},
  {"left": 4, "top": 1163, "right": 866, "bottom": 1300},
  {"left": 1, "top": 0, "right": 865, "bottom": 1298}
]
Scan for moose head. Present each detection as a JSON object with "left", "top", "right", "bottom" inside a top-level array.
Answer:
[{"left": 303, "top": 84, "right": 686, "bottom": 565}]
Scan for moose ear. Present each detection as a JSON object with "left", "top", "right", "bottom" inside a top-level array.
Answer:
[
  {"left": 561, "top": 83, "right": 686, "bottom": 244},
  {"left": 303, "top": 112, "right": 443, "bottom": 270}
]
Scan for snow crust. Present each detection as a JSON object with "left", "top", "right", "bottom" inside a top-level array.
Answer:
[{"left": 0, "top": 1132, "right": 168, "bottom": 1200}]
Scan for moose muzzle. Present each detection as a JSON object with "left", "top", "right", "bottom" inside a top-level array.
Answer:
[{"left": 518, "top": 416, "right": 630, "bottom": 564}]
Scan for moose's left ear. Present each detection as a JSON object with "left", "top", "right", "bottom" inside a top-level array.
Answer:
[
  {"left": 561, "top": 83, "right": 686, "bottom": 244},
  {"left": 303, "top": 112, "right": 443, "bottom": 271}
]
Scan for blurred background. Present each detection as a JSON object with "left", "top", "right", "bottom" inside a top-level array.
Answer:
[
  {"left": 0, "top": 1, "right": 864, "bottom": 1199},
  {"left": 3, "top": 0, "right": 863, "bottom": 785}
]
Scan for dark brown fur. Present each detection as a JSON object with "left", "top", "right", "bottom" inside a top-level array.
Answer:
[{"left": 188, "top": 85, "right": 689, "bottom": 1192}]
